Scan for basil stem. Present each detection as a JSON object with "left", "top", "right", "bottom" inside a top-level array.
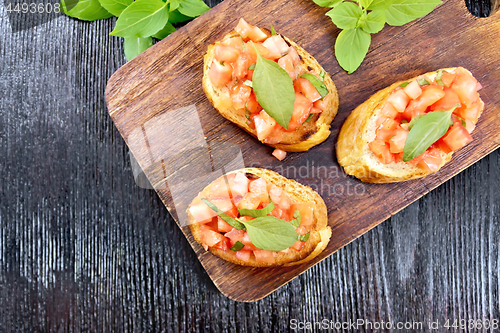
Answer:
[
  {"left": 201, "top": 198, "right": 245, "bottom": 230},
  {"left": 304, "top": 114, "right": 314, "bottom": 123},
  {"left": 271, "top": 24, "right": 277, "bottom": 35},
  {"left": 238, "top": 201, "right": 275, "bottom": 218}
]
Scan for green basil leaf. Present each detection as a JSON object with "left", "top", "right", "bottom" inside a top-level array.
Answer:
[
  {"left": 314, "top": 0, "right": 344, "bottom": 7},
  {"left": 230, "top": 241, "right": 245, "bottom": 251},
  {"left": 366, "top": 0, "right": 398, "bottom": 10},
  {"left": 252, "top": 45, "right": 295, "bottom": 130},
  {"left": 201, "top": 198, "right": 245, "bottom": 230},
  {"left": 178, "top": 0, "right": 210, "bottom": 17},
  {"left": 298, "top": 232, "right": 310, "bottom": 242},
  {"left": 98, "top": 0, "right": 132, "bottom": 16},
  {"left": 320, "top": 71, "right": 326, "bottom": 81},
  {"left": 289, "top": 209, "right": 301, "bottom": 228},
  {"left": 170, "top": 0, "right": 180, "bottom": 11},
  {"left": 334, "top": 28, "right": 371, "bottom": 74},
  {"left": 238, "top": 202, "right": 275, "bottom": 218},
  {"left": 359, "top": 0, "right": 373, "bottom": 9},
  {"left": 168, "top": 9, "right": 191, "bottom": 23},
  {"left": 248, "top": 64, "right": 256, "bottom": 70},
  {"left": 326, "top": 2, "right": 363, "bottom": 30},
  {"left": 418, "top": 77, "right": 430, "bottom": 86},
  {"left": 62, "top": 0, "right": 113, "bottom": 21},
  {"left": 403, "top": 106, "right": 457, "bottom": 162},
  {"left": 384, "top": 0, "right": 442, "bottom": 27},
  {"left": 358, "top": 10, "right": 385, "bottom": 34},
  {"left": 399, "top": 81, "right": 410, "bottom": 87},
  {"left": 435, "top": 69, "right": 444, "bottom": 85},
  {"left": 124, "top": 36, "right": 153, "bottom": 61},
  {"left": 408, "top": 114, "right": 424, "bottom": 130},
  {"left": 304, "top": 114, "right": 314, "bottom": 123},
  {"left": 271, "top": 24, "right": 277, "bottom": 36},
  {"left": 110, "top": 0, "right": 168, "bottom": 38},
  {"left": 242, "top": 216, "right": 299, "bottom": 251},
  {"left": 300, "top": 73, "right": 329, "bottom": 98},
  {"left": 153, "top": 22, "right": 176, "bottom": 39}
]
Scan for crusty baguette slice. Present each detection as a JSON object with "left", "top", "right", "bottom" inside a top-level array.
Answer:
[
  {"left": 202, "top": 31, "right": 339, "bottom": 152},
  {"left": 187, "top": 168, "right": 331, "bottom": 267},
  {"left": 337, "top": 68, "right": 484, "bottom": 183}
]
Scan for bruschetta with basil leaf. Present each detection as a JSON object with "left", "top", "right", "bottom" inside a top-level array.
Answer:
[
  {"left": 203, "top": 19, "right": 339, "bottom": 160},
  {"left": 337, "top": 67, "right": 484, "bottom": 183},
  {"left": 186, "top": 168, "right": 331, "bottom": 267}
]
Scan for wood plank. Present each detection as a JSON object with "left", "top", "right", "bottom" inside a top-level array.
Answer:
[{"left": 105, "top": 0, "right": 500, "bottom": 301}]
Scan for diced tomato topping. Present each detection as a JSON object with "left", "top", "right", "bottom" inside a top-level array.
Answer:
[
  {"left": 253, "top": 250, "right": 275, "bottom": 264},
  {"left": 269, "top": 184, "right": 291, "bottom": 210},
  {"left": 440, "top": 71, "right": 456, "bottom": 87},
  {"left": 288, "top": 92, "right": 312, "bottom": 131},
  {"left": 208, "top": 60, "right": 233, "bottom": 87},
  {"left": 263, "top": 125, "right": 285, "bottom": 144},
  {"left": 294, "top": 78, "right": 321, "bottom": 103},
  {"left": 262, "top": 37, "right": 284, "bottom": 59},
  {"left": 290, "top": 202, "right": 314, "bottom": 226},
  {"left": 235, "top": 250, "right": 252, "bottom": 261},
  {"left": 230, "top": 172, "right": 249, "bottom": 198},
  {"left": 465, "top": 119, "right": 476, "bottom": 134},
  {"left": 441, "top": 123, "right": 473, "bottom": 151},
  {"left": 209, "top": 174, "right": 233, "bottom": 198},
  {"left": 388, "top": 128, "right": 409, "bottom": 153},
  {"left": 278, "top": 54, "right": 296, "bottom": 80},
  {"left": 295, "top": 225, "right": 309, "bottom": 235},
  {"left": 369, "top": 139, "right": 395, "bottom": 164},
  {"left": 200, "top": 225, "right": 229, "bottom": 247},
  {"left": 230, "top": 83, "right": 252, "bottom": 110},
  {"left": 235, "top": 18, "right": 253, "bottom": 40},
  {"left": 455, "top": 99, "right": 483, "bottom": 122},
  {"left": 245, "top": 92, "right": 262, "bottom": 115},
  {"left": 214, "top": 45, "right": 240, "bottom": 63},
  {"left": 290, "top": 241, "right": 305, "bottom": 251},
  {"left": 189, "top": 199, "right": 217, "bottom": 224},
  {"left": 410, "top": 148, "right": 442, "bottom": 172},
  {"left": 245, "top": 42, "right": 270, "bottom": 62},
  {"left": 403, "top": 85, "right": 445, "bottom": 120},
  {"left": 377, "top": 118, "right": 399, "bottom": 131},
  {"left": 248, "top": 178, "right": 269, "bottom": 203},
  {"left": 403, "top": 80, "right": 422, "bottom": 99},
  {"left": 253, "top": 110, "right": 277, "bottom": 141},
  {"left": 272, "top": 149, "right": 287, "bottom": 161},
  {"left": 269, "top": 206, "right": 286, "bottom": 220},
  {"left": 287, "top": 46, "right": 301, "bottom": 65},
  {"left": 386, "top": 89, "right": 410, "bottom": 113},
  {"left": 222, "top": 35, "right": 244, "bottom": 51},
  {"left": 237, "top": 192, "right": 261, "bottom": 210},
  {"left": 451, "top": 68, "right": 479, "bottom": 107},
  {"left": 217, "top": 217, "right": 233, "bottom": 233},
  {"left": 247, "top": 27, "right": 269, "bottom": 43},
  {"left": 429, "top": 87, "right": 461, "bottom": 111},
  {"left": 310, "top": 107, "right": 321, "bottom": 114},
  {"left": 378, "top": 103, "right": 399, "bottom": 124},
  {"left": 233, "top": 53, "right": 251, "bottom": 81},
  {"left": 313, "top": 98, "right": 328, "bottom": 112}
]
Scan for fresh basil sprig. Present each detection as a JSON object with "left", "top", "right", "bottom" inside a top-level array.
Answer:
[
  {"left": 61, "top": 0, "right": 210, "bottom": 61},
  {"left": 315, "top": 0, "right": 442, "bottom": 74},
  {"left": 403, "top": 105, "right": 458, "bottom": 162},
  {"left": 243, "top": 216, "right": 299, "bottom": 251},
  {"left": 251, "top": 43, "right": 296, "bottom": 130},
  {"left": 238, "top": 201, "right": 275, "bottom": 218},
  {"left": 300, "top": 73, "right": 329, "bottom": 98}
]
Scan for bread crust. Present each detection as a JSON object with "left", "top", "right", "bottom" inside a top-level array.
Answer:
[
  {"left": 202, "top": 31, "right": 339, "bottom": 152},
  {"left": 187, "top": 168, "right": 331, "bottom": 267},
  {"left": 337, "top": 67, "right": 484, "bottom": 183}
]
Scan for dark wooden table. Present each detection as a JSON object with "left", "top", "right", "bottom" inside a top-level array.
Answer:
[{"left": 0, "top": 1, "right": 498, "bottom": 332}]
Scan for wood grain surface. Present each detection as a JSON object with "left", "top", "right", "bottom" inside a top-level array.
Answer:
[
  {"left": 106, "top": 0, "right": 500, "bottom": 302},
  {"left": 1, "top": 0, "right": 499, "bottom": 331}
]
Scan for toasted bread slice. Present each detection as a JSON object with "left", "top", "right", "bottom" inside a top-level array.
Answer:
[
  {"left": 202, "top": 30, "right": 339, "bottom": 152},
  {"left": 187, "top": 168, "right": 331, "bottom": 267},
  {"left": 337, "top": 67, "right": 484, "bottom": 183}
]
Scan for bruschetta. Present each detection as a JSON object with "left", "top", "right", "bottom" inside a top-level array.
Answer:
[
  {"left": 337, "top": 67, "right": 484, "bottom": 183},
  {"left": 202, "top": 19, "right": 339, "bottom": 159},
  {"left": 186, "top": 168, "right": 331, "bottom": 267}
]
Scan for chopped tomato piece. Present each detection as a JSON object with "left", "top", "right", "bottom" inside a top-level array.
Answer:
[
  {"left": 263, "top": 125, "right": 285, "bottom": 144},
  {"left": 230, "top": 172, "right": 249, "bottom": 198},
  {"left": 465, "top": 119, "right": 476, "bottom": 134},
  {"left": 268, "top": 35, "right": 289, "bottom": 54},
  {"left": 369, "top": 139, "right": 395, "bottom": 164},
  {"left": 388, "top": 128, "right": 409, "bottom": 154},
  {"left": 253, "top": 250, "right": 275, "bottom": 264},
  {"left": 414, "top": 148, "right": 442, "bottom": 172},
  {"left": 378, "top": 103, "right": 399, "bottom": 124},
  {"left": 189, "top": 199, "right": 217, "bottom": 223},
  {"left": 233, "top": 53, "right": 251, "bottom": 81},
  {"left": 290, "top": 202, "right": 315, "bottom": 226},
  {"left": 209, "top": 174, "right": 233, "bottom": 198},
  {"left": 376, "top": 129, "right": 396, "bottom": 141},
  {"left": 386, "top": 88, "right": 410, "bottom": 113},
  {"left": 214, "top": 45, "right": 240, "bottom": 63},
  {"left": 200, "top": 225, "right": 229, "bottom": 247},
  {"left": 290, "top": 241, "right": 305, "bottom": 251},
  {"left": 288, "top": 92, "right": 312, "bottom": 131},
  {"left": 294, "top": 78, "right": 321, "bottom": 102},
  {"left": 262, "top": 37, "right": 284, "bottom": 59},
  {"left": 247, "top": 27, "right": 268, "bottom": 43},
  {"left": 313, "top": 98, "right": 328, "bottom": 111},
  {"left": 245, "top": 92, "right": 262, "bottom": 115},
  {"left": 238, "top": 192, "right": 261, "bottom": 210},
  {"left": 269, "top": 184, "right": 291, "bottom": 210},
  {"left": 222, "top": 35, "right": 244, "bottom": 51},
  {"left": 235, "top": 250, "right": 251, "bottom": 262},
  {"left": 217, "top": 217, "right": 233, "bottom": 233},
  {"left": 272, "top": 149, "right": 287, "bottom": 161},
  {"left": 230, "top": 84, "right": 251, "bottom": 110},
  {"left": 403, "top": 85, "right": 445, "bottom": 120},
  {"left": 377, "top": 118, "right": 399, "bottom": 131},
  {"left": 208, "top": 60, "right": 233, "bottom": 87},
  {"left": 403, "top": 80, "right": 422, "bottom": 99},
  {"left": 248, "top": 178, "right": 269, "bottom": 204},
  {"left": 429, "top": 87, "right": 461, "bottom": 111},
  {"left": 295, "top": 225, "right": 309, "bottom": 235},
  {"left": 278, "top": 54, "right": 295, "bottom": 80},
  {"left": 253, "top": 110, "right": 277, "bottom": 141},
  {"left": 451, "top": 68, "right": 479, "bottom": 107},
  {"left": 245, "top": 42, "right": 270, "bottom": 62},
  {"left": 440, "top": 71, "right": 456, "bottom": 87},
  {"left": 441, "top": 123, "right": 473, "bottom": 151},
  {"left": 269, "top": 206, "right": 286, "bottom": 220},
  {"left": 455, "top": 99, "right": 483, "bottom": 122},
  {"left": 310, "top": 107, "right": 321, "bottom": 114},
  {"left": 235, "top": 18, "right": 253, "bottom": 40},
  {"left": 287, "top": 46, "right": 301, "bottom": 65},
  {"left": 225, "top": 228, "right": 245, "bottom": 246}
]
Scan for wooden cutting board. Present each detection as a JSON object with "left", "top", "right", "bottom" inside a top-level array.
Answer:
[{"left": 105, "top": 0, "right": 500, "bottom": 302}]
